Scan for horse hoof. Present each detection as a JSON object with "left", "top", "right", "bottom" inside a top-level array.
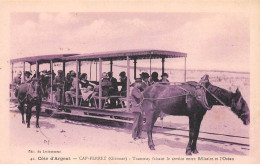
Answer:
[
  {"left": 149, "top": 145, "right": 155, "bottom": 150},
  {"left": 22, "top": 121, "right": 25, "bottom": 124},
  {"left": 186, "top": 150, "right": 192, "bottom": 156},
  {"left": 192, "top": 149, "right": 199, "bottom": 154},
  {"left": 36, "top": 125, "right": 40, "bottom": 128},
  {"left": 27, "top": 125, "right": 30, "bottom": 128}
]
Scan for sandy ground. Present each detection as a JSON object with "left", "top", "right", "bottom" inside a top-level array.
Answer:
[{"left": 9, "top": 105, "right": 249, "bottom": 157}]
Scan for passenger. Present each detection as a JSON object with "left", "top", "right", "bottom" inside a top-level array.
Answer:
[
  {"left": 13, "top": 71, "right": 22, "bottom": 97},
  {"left": 65, "top": 71, "right": 73, "bottom": 91},
  {"left": 118, "top": 71, "right": 127, "bottom": 96},
  {"left": 24, "top": 71, "right": 32, "bottom": 83},
  {"left": 160, "top": 73, "right": 170, "bottom": 85},
  {"left": 65, "top": 71, "right": 77, "bottom": 105},
  {"left": 41, "top": 70, "right": 51, "bottom": 99},
  {"left": 140, "top": 72, "right": 150, "bottom": 92},
  {"left": 107, "top": 72, "right": 118, "bottom": 108},
  {"left": 114, "top": 71, "right": 127, "bottom": 108},
  {"left": 150, "top": 72, "right": 159, "bottom": 85},
  {"left": 131, "top": 78, "right": 144, "bottom": 140},
  {"left": 101, "top": 72, "right": 111, "bottom": 97},
  {"left": 107, "top": 72, "right": 118, "bottom": 93},
  {"left": 46, "top": 70, "right": 55, "bottom": 98},
  {"left": 79, "top": 73, "right": 95, "bottom": 103},
  {"left": 53, "top": 70, "right": 64, "bottom": 104}
]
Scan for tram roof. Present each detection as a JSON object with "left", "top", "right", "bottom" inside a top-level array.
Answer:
[
  {"left": 10, "top": 53, "right": 79, "bottom": 64},
  {"left": 10, "top": 50, "right": 187, "bottom": 64},
  {"left": 65, "top": 50, "right": 187, "bottom": 61}
]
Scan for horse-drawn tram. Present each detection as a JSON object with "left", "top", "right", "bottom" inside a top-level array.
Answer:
[
  {"left": 10, "top": 50, "right": 187, "bottom": 122},
  {"left": 10, "top": 49, "right": 251, "bottom": 155}
]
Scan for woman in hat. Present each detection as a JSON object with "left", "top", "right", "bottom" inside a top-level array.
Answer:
[
  {"left": 79, "top": 73, "right": 96, "bottom": 103},
  {"left": 160, "top": 73, "right": 170, "bottom": 85},
  {"left": 150, "top": 72, "right": 159, "bottom": 85}
]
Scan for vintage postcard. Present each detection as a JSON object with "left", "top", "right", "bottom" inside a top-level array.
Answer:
[{"left": 0, "top": 0, "right": 260, "bottom": 164}]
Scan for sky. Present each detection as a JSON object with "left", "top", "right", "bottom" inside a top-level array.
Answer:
[{"left": 10, "top": 13, "right": 250, "bottom": 72}]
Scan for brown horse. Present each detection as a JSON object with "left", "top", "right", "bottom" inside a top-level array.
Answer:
[
  {"left": 16, "top": 79, "right": 43, "bottom": 128},
  {"left": 141, "top": 75, "right": 250, "bottom": 155}
]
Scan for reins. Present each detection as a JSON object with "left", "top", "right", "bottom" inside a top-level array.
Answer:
[
  {"left": 199, "top": 84, "right": 229, "bottom": 107},
  {"left": 136, "top": 85, "right": 192, "bottom": 107}
]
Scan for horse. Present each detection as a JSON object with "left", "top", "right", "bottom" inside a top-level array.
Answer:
[
  {"left": 141, "top": 74, "right": 250, "bottom": 155},
  {"left": 16, "top": 78, "right": 43, "bottom": 128}
]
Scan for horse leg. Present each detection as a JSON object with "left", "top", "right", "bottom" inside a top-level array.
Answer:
[
  {"left": 146, "top": 108, "right": 160, "bottom": 150},
  {"left": 186, "top": 115, "right": 195, "bottom": 155},
  {"left": 150, "top": 110, "right": 161, "bottom": 148},
  {"left": 191, "top": 114, "right": 204, "bottom": 154},
  {"left": 36, "top": 103, "right": 41, "bottom": 128},
  {"left": 146, "top": 109, "right": 156, "bottom": 150},
  {"left": 26, "top": 105, "right": 32, "bottom": 128},
  {"left": 18, "top": 103, "right": 25, "bottom": 124}
]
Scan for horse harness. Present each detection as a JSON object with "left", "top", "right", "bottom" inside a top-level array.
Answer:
[
  {"left": 137, "top": 82, "right": 229, "bottom": 111},
  {"left": 18, "top": 81, "right": 41, "bottom": 104}
]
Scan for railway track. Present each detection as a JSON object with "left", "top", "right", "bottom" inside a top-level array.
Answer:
[{"left": 9, "top": 102, "right": 249, "bottom": 148}]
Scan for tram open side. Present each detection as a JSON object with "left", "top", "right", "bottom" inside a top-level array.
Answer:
[{"left": 10, "top": 50, "right": 187, "bottom": 114}]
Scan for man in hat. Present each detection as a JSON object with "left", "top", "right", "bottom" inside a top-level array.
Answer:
[
  {"left": 24, "top": 71, "right": 32, "bottom": 83},
  {"left": 53, "top": 70, "right": 64, "bottom": 104},
  {"left": 65, "top": 71, "right": 77, "bottom": 105},
  {"left": 140, "top": 72, "right": 150, "bottom": 92},
  {"left": 107, "top": 72, "right": 118, "bottom": 108},
  {"left": 118, "top": 71, "right": 127, "bottom": 95},
  {"left": 13, "top": 71, "right": 22, "bottom": 97},
  {"left": 131, "top": 78, "right": 144, "bottom": 140},
  {"left": 101, "top": 72, "right": 111, "bottom": 97}
]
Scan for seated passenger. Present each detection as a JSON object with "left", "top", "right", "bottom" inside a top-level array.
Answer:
[
  {"left": 139, "top": 72, "right": 150, "bottom": 92},
  {"left": 41, "top": 70, "right": 51, "bottom": 99},
  {"left": 53, "top": 70, "right": 64, "bottom": 104},
  {"left": 24, "top": 71, "right": 32, "bottom": 83},
  {"left": 65, "top": 71, "right": 73, "bottom": 91},
  {"left": 150, "top": 72, "right": 159, "bottom": 85},
  {"left": 79, "top": 73, "right": 96, "bottom": 102},
  {"left": 160, "top": 73, "right": 170, "bottom": 85},
  {"left": 107, "top": 72, "right": 118, "bottom": 108},
  {"left": 101, "top": 72, "right": 111, "bottom": 97},
  {"left": 65, "top": 71, "right": 77, "bottom": 105},
  {"left": 46, "top": 70, "right": 56, "bottom": 98},
  {"left": 118, "top": 71, "right": 127, "bottom": 96}
]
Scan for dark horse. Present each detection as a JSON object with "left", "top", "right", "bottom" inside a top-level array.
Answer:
[
  {"left": 16, "top": 79, "right": 43, "bottom": 128},
  {"left": 142, "top": 75, "right": 250, "bottom": 155}
]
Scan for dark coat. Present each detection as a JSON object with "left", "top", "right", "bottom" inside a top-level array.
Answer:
[{"left": 109, "top": 77, "right": 118, "bottom": 94}]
